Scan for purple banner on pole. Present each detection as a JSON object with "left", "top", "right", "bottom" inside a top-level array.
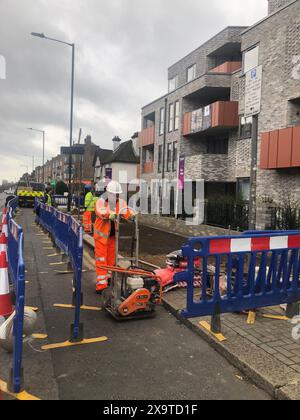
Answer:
[{"left": 178, "top": 157, "right": 185, "bottom": 190}]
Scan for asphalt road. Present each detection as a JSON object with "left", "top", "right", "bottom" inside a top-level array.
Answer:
[{"left": 0, "top": 209, "right": 270, "bottom": 400}]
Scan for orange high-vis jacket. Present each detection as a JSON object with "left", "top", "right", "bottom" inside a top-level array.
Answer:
[{"left": 94, "top": 198, "right": 135, "bottom": 243}]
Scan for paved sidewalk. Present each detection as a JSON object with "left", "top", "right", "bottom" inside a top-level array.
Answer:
[{"left": 164, "top": 289, "right": 300, "bottom": 400}]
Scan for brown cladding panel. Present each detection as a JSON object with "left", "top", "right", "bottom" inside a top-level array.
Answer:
[
  {"left": 260, "top": 132, "right": 270, "bottom": 169},
  {"left": 210, "top": 61, "right": 242, "bottom": 74},
  {"left": 277, "top": 128, "right": 293, "bottom": 168},
  {"left": 182, "top": 112, "right": 192, "bottom": 136},
  {"left": 268, "top": 130, "right": 279, "bottom": 169},
  {"left": 139, "top": 126, "right": 155, "bottom": 147},
  {"left": 224, "top": 101, "right": 239, "bottom": 127},
  {"left": 211, "top": 101, "right": 238, "bottom": 128},
  {"left": 292, "top": 125, "right": 300, "bottom": 167}
]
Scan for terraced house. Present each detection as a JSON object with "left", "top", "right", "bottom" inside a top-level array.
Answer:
[{"left": 139, "top": 0, "right": 300, "bottom": 230}]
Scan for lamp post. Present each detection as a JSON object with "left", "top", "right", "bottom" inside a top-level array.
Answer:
[
  {"left": 31, "top": 32, "right": 75, "bottom": 212},
  {"left": 28, "top": 128, "right": 45, "bottom": 183}
]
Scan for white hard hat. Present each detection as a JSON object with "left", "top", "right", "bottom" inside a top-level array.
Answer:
[{"left": 106, "top": 181, "right": 123, "bottom": 195}]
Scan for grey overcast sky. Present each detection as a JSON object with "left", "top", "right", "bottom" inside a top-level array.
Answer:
[{"left": 0, "top": 0, "right": 267, "bottom": 182}]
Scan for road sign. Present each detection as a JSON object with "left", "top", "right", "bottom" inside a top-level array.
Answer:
[
  {"left": 245, "top": 65, "right": 263, "bottom": 118},
  {"left": 61, "top": 146, "right": 85, "bottom": 156}
]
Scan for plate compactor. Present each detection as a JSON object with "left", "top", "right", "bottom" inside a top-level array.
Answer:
[{"left": 99, "top": 211, "right": 162, "bottom": 321}]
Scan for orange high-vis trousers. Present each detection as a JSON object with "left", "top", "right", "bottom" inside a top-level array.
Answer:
[
  {"left": 83, "top": 211, "right": 93, "bottom": 233},
  {"left": 94, "top": 236, "right": 116, "bottom": 291}
]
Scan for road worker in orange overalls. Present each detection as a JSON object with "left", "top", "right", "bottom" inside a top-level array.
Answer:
[{"left": 94, "top": 181, "right": 135, "bottom": 294}]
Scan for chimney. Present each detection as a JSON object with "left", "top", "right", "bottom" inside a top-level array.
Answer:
[
  {"left": 268, "top": 0, "right": 292, "bottom": 14},
  {"left": 85, "top": 135, "right": 92, "bottom": 146},
  {"left": 131, "top": 132, "right": 140, "bottom": 156},
  {"left": 112, "top": 136, "right": 121, "bottom": 151}
]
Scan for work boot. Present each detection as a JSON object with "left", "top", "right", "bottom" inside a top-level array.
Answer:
[{"left": 96, "top": 279, "right": 108, "bottom": 295}]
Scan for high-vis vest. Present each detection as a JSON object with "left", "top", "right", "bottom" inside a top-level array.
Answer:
[
  {"left": 46, "top": 194, "right": 52, "bottom": 206},
  {"left": 94, "top": 198, "right": 134, "bottom": 243},
  {"left": 85, "top": 192, "right": 95, "bottom": 212}
]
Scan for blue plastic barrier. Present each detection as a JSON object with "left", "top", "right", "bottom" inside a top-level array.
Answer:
[
  {"left": 6, "top": 198, "right": 26, "bottom": 393},
  {"left": 174, "top": 232, "right": 300, "bottom": 319},
  {"left": 36, "top": 202, "right": 83, "bottom": 341}
]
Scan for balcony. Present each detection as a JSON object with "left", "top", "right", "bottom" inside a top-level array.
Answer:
[
  {"left": 139, "top": 126, "right": 155, "bottom": 148},
  {"left": 182, "top": 101, "right": 239, "bottom": 137},
  {"left": 260, "top": 125, "right": 300, "bottom": 170},
  {"left": 142, "top": 162, "right": 154, "bottom": 174},
  {"left": 209, "top": 61, "right": 242, "bottom": 74}
]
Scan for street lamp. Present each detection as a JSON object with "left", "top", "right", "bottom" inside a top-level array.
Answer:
[
  {"left": 27, "top": 128, "right": 45, "bottom": 183},
  {"left": 31, "top": 32, "right": 75, "bottom": 212}
]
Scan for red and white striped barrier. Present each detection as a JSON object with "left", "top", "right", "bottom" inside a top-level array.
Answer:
[
  {"left": 0, "top": 214, "right": 8, "bottom": 245},
  {"left": 210, "top": 235, "right": 300, "bottom": 254},
  {"left": 0, "top": 251, "right": 13, "bottom": 318}
]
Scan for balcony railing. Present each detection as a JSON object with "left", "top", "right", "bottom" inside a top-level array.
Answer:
[
  {"left": 260, "top": 125, "right": 300, "bottom": 169},
  {"left": 139, "top": 126, "right": 155, "bottom": 148},
  {"left": 142, "top": 162, "right": 154, "bottom": 174},
  {"left": 209, "top": 61, "right": 242, "bottom": 74},
  {"left": 182, "top": 101, "right": 239, "bottom": 136}
]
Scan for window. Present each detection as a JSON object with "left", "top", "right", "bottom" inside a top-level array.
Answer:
[
  {"left": 172, "top": 142, "right": 178, "bottom": 172},
  {"left": 168, "top": 103, "right": 174, "bottom": 132},
  {"left": 168, "top": 76, "right": 178, "bottom": 92},
  {"left": 158, "top": 145, "right": 163, "bottom": 173},
  {"left": 159, "top": 108, "right": 165, "bottom": 136},
  {"left": 206, "top": 138, "right": 228, "bottom": 155},
  {"left": 174, "top": 101, "right": 180, "bottom": 131},
  {"left": 237, "top": 178, "right": 250, "bottom": 202},
  {"left": 239, "top": 116, "right": 253, "bottom": 138},
  {"left": 243, "top": 46, "right": 259, "bottom": 73},
  {"left": 167, "top": 143, "right": 172, "bottom": 172},
  {"left": 187, "top": 64, "right": 196, "bottom": 82}
]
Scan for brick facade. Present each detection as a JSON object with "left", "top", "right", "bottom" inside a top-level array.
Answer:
[
  {"left": 140, "top": 0, "right": 300, "bottom": 230},
  {"left": 240, "top": 0, "right": 300, "bottom": 227}
]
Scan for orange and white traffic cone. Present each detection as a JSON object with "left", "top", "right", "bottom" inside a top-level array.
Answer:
[
  {"left": 0, "top": 214, "right": 8, "bottom": 245},
  {"left": 0, "top": 208, "right": 7, "bottom": 232},
  {"left": 0, "top": 232, "right": 7, "bottom": 257},
  {"left": 0, "top": 252, "right": 13, "bottom": 318}
]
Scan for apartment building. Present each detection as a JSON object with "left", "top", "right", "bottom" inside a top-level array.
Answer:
[
  {"left": 242, "top": 0, "right": 300, "bottom": 228},
  {"left": 35, "top": 155, "right": 66, "bottom": 184},
  {"left": 140, "top": 0, "right": 300, "bottom": 229}
]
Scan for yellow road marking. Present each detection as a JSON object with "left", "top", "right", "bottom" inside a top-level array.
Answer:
[
  {"left": 54, "top": 270, "right": 74, "bottom": 274},
  {"left": 32, "top": 334, "right": 48, "bottom": 340},
  {"left": 48, "top": 253, "right": 61, "bottom": 257},
  {"left": 25, "top": 306, "right": 39, "bottom": 312},
  {"left": 41, "top": 336, "right": 108, "bottom": 351},
  {"left": 49, "top": 262, "right": 66, "bottom": 266},
  {"left": 247, "top": 311, "right": 256, "bottom": 325},
  {"left": 54, "top": 304, "right": 102, "bottom": 312},
  {"left": 199, "top": 321, "right": 226, "bottom": 342},
  {"left": 0, "top": 379, "right": 40, "bottom": 401},
  {"left": 43, "top": 247, "right": 54, "bottom": 250},
  {"left": 261, "top": 314, "right": 290, "bottom": 321}
]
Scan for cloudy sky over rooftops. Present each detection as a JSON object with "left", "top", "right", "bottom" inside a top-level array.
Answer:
[{"left": 0, "top": 0, "right": 267, "bottom": 181}]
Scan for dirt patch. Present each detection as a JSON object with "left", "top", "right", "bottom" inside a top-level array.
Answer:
[{"left": 118, "top": 222, "right": 187, "bottom": 268}]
